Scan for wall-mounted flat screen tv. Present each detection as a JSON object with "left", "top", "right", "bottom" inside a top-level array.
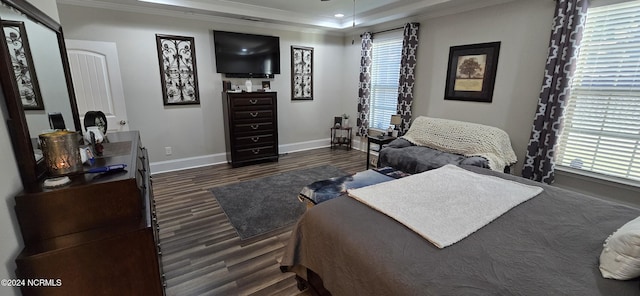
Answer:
[{"left": 213, "top": 30, "right": 280, "bottom": 78}]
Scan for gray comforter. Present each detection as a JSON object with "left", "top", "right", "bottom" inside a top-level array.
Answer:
[
  {"left": 281, "top": 166, "right": 640, "bottom": 295},
  {"left": 378, "top": 138, "right": 491, "bottom": 174}
]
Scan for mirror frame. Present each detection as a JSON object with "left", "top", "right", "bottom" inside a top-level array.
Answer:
[{"left": 0, "top": 0, "right": 81, "bottom": 192}]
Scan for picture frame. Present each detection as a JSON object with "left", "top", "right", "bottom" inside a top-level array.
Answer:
[
  {"left": 444, "top": 41, "right": 501, "bottom": 103},
  {"left": 2, "top": 20, "right": 44, "bottom": 110},
  {"left": 261, "top": 80, "right": 271, "bottom": 91},
  {"left": 291, "top": 45, "right": 313, "bottom": 100},
  {"left": 156, "top": 34, "right": 200, "bottom": 105},
  {"left": 333, "top": 116, "right": 342, "bottom": 128}
]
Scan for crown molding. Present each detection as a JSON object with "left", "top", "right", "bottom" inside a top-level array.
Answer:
[{"left": 57, "top": 0, "right": 345, "bottom": 35}]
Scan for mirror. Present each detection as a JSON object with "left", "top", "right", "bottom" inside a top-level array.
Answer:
[{"left": 0, "top": 0, "right": 81, "bottom": 191}]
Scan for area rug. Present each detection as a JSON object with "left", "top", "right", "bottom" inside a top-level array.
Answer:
[{"left": 211, "top": 165, "right": 346, "bottom": 240}]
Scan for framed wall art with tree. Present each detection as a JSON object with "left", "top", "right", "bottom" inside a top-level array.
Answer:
[{"left": 444, "top": 42, "right": 501, "bottom": 103}]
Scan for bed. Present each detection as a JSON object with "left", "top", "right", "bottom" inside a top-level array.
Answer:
[{"left": 280, "top": 165, "right": 640, "bottom": 295}]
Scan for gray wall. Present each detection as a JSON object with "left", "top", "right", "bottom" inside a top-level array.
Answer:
[
  {"left": 58, "top": 5, "right": 349, "bottom": 164},
  {"left": 343, "top": 0, "right": 639, "bottom": 205},
  {"left": 0, "top": 4, "right": 55, "bottom": 296},
  {"left": 414, "top": 0, "right": 554, "bottom": 176},
  {"left": 0, "top": 2, "right": 637, "bottom": 293},
  {"left": 0, "top": 93, "right": 22, "bottom": 296},
  {"left": 345, "top": 0, "right": 554, "bottom": 174}
]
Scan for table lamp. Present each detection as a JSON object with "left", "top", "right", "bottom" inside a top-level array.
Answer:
[{"left": 390, "top": 115, "right": 402, "bottom": 137}]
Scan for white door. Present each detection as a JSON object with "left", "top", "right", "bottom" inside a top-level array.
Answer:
[{"left": 65, "top": 40, "right": 129, "bottom": 132}]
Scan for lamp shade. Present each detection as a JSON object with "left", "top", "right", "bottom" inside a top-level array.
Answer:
[{"left": 390, "top": 114, "right": 402, "bottom": 125}]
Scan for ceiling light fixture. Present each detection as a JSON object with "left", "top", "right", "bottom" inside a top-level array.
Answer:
[{"left": 335, "top": 13, "right": 344, "bottom": 18}]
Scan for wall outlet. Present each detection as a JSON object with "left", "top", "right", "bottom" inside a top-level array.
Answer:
[{"left": 165, "top": 147, "right": 172, "bottom": 156}]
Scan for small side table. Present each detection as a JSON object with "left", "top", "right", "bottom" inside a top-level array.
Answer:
[
  {"left": 330, "top": 126, "right": 352, "bottom": 150},
  {"left": 366, "top": 135, "right": 395, "bottom": 169}
]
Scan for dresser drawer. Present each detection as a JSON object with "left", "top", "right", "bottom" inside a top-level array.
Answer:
[
  {"left": 234, "top": 110, "right": 273, "bottom": 121},
  {"left": 235, "top": 145, "right": 277, "bottom": 160},
  {"left": 234, "top": 122, "right": 274, "bottom": 133},
  {"left": 234, "top": 134, "right": 275, "bottom": 148},
  {"left": 231, "top": 96, "right": 273, "bottom": 107}
]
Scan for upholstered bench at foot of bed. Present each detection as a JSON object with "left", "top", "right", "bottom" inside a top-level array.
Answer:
[{"left": 298, "top": 167, "right": 410, "bottom": 207}]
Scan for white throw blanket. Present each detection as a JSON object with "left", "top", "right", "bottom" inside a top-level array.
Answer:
[
  {"left": 347, "top": 165, "right": 543, "bottom": 248},
  {"left": 402, "top": 116, "right": 517, "bottom": 171}
]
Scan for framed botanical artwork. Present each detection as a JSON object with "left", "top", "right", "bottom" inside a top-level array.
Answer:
[
  {"left": 291, "top": 45, "right": 313, "bottom": 100},
  {"left": 156, "top": 34, "right": 200, "bottom": 105},
  {"left": 2, "top": 20, "right": 43, "bottom": 110},
  {"left": 444, "top": 41, "right": 501, "bottom": 103}
]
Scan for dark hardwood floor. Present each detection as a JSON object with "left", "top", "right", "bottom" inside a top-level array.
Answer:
[{"left": 152, "top": 147, "right": 366, "bottom": 296}]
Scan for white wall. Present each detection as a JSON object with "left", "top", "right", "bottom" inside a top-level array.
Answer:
[{"left": 57, "top": 5, "right": 348, "bottom": 167}]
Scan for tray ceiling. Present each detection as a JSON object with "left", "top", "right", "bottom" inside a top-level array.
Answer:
[{"left": 57, "top": 0, "right": 519, "bottom": 32}]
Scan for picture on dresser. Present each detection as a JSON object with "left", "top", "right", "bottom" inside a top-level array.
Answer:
[
  {"left": 155, "top": 34, "right": 200, "bottom": 105},
  {"left": 333, "top": 116, "right": 342, "bottom": 128}
]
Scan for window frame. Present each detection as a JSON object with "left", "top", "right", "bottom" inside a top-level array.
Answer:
[
  {"left": 555, "top": 0, "right": 640, "bottom": 185},
  {"left": 368, "top": 31, "right": 404, "bottom": 131}
]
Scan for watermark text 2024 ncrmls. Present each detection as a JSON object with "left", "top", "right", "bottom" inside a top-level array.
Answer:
[{"left": 1, "top": 278, "right": 62, "bottom": 287}]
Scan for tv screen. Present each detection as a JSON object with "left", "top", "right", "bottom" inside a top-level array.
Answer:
[{"left": 213, "top": 30, "right": 281, "bottom": 78}]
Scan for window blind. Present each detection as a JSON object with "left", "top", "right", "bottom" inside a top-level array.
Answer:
[
  {"left": 369, "top": 31, "right": 403, "bottom": 130},
  {"left": 556, "top": 0, "right": 640, "bottom": 182}
]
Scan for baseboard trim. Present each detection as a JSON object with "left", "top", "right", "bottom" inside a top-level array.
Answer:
[
  {"left": 150, "top": 137, "right": 368, "bottom": 174},
  {"left": 279, "top": 138, "right": 330, "bottom": 154},
  {"left": 150, "top": 153, "right": 228, "bottom": 174}
]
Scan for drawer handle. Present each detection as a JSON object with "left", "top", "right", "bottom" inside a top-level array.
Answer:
[
  {"left": 252, "top": 149, "right": 260, "bottom": 154},
  {"left": 249, "top": 99, "right": 258, "bottom": 104},
  {"left": 251, "top": 136, "right": 260, "bottom": 142},
  {"left": 250, "top": 112, "right": 258, "bottom": 117},
  {"left": 250, "top": 124, "right": 259, "bottom": 130}
]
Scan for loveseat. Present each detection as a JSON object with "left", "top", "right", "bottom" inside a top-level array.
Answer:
[{"left": 378, "top": 116, "right": 517, "bottom": 174}]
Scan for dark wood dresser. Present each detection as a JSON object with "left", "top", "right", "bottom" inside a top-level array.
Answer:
[
  {"left": 222, "top": 91, "right": 279, "bottom": 167},
  {"left": 13, "top": 131, "right": 164, "bottom": 296}
]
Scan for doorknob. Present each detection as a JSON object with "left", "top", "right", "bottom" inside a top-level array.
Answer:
[{"left": 119, "top": 120, "right": 127, "bottom": 125}]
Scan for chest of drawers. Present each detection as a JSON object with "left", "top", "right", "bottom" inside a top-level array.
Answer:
[
  {"left": 222, "top": 92, "right": 279, "bottom": 167},
  {"left": 13, "top": 131, "right": 164, "bottom": 296}
]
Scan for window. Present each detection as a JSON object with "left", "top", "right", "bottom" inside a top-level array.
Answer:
[
  {"left": 556, "top": 0, "right": 640, "bottom": 182},
  {"left": 369, "top": 31, "right": 403, "bottom": 130}
]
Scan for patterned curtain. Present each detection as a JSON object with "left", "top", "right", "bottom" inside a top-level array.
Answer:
[
  {"left": 521, "top": 0, "right": 589, "bottom": 184},
  {"left": 357, "top": 32, "right": 373, "bottom": 136},
  {"left": 396, "top": 22, "right": 420, "bottom": 135}
]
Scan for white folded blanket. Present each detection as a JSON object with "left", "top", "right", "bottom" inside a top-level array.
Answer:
[
  {"left": 347, "top": 165, "right": 543, "bottom": 248},
  {"left": 402, "top": 116, "right": 517, "bottom": 171}
]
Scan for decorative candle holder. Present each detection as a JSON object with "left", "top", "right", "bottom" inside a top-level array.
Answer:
[{"left": 39, "top": 131, "right": 82, "bottom": 176}]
